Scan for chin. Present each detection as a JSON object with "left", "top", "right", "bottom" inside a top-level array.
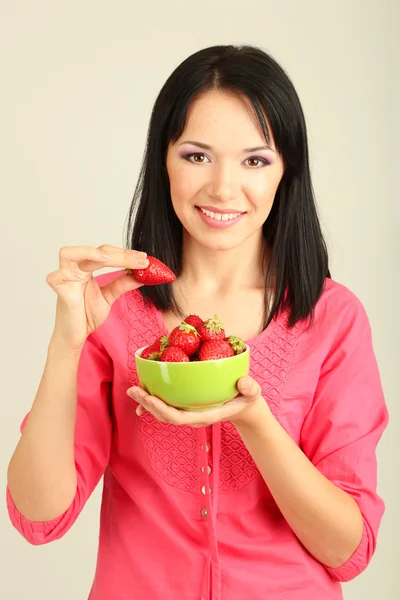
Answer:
[{"left": 193, "top": 233, "right": 245, "bottom": 252}]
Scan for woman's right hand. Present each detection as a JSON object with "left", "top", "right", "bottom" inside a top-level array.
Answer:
[{"left": 46, "top": 245, "right": 149, "bottom": 351}]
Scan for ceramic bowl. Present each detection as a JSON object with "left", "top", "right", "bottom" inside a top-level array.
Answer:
[{"left": 134, "top": 344, "right": 250, "bottom": 411}]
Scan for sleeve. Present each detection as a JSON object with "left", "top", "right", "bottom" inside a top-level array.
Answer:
[
  {"left": 300, "top": 298, "right": 389, "bottom": 582},
  {"left": 6, "top": 328, "right": 113, "bottom": 545}
]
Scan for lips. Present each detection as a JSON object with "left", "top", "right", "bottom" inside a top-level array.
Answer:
[
  {"left": 195, "top": 206, "right": 246, "bottom": 229},
  {"left": 196, "top": 205, "right": 245, "bottom": 215}
]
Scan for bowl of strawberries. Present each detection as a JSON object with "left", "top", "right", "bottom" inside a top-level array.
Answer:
[{"left": 135, "top": 314, "right": 250, "bottom": 411}]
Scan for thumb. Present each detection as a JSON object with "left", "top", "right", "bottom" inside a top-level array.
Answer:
[
  {"left": 237, "top": 376, "right": 261, "bottom": 398},
  {"left": 100, "top": 271, "right": 144, "bottom": 305}
]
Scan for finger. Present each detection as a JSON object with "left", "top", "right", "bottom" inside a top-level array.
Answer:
[
  {"left": 186, "top": 396, "right": 252, "bottom": 425},
  {"left": 147, "top": 394, "right": 252, "bottom": 427},
  {"left": 79, "top": 245, "right": 148, "bottom": 274},
  {"left": 46, "top": 267, "right": 88, "bottom": 288},
  {"left": 136, "top": 395, "right": 168, "bottom": 423},
  {"left": 128, "top": 387, "right": 249, "bottom": 427},
  {"left": 237, "top": 376, "right": 261, "bottom": 398},
  {"left": 128, "top": 388, "right": 183, "bottom": 424},
  {"left": 59, "top": 245, "right": 113, "bottom": 269},
  {"left": 136, "top": 404, "right": 147, "bottom": 417},
  {"left": 58, "top": 245, "right": 148, "bottom": 274},
  {"left": 100, "top": 269, "right": 148, "bottom": 305}
]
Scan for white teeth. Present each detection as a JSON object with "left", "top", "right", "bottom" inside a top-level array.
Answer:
[{"left": 199, "top": 207, "right": 241, "bottom": 221}]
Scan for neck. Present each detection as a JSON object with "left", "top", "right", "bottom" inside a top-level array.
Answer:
[{"left": 177, "top": 229, "right": 269, "bottom": 296}]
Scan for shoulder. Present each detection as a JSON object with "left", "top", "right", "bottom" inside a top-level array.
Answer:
[
  {"left": 313, "top": 277, "right": 371, "bottom": 332},
  {"left": 296, "top": 278, "right": 372, "bottom": 361}
]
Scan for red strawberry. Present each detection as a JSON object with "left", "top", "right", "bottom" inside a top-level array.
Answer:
[
  {"left": 160, "top": 346, "right": 190, "bottom": 362},
  {"left": 141, "top": 335, "right": 169, "bottom": 360},
  {"left": 126, "top": 256, "right": 176, "bottom": 285},
  {"left": 141, "top": 346, "right": 159, "bottom": 360},
  {"left": 198, "top": 339, "right": 235, "bottom": 361},
  {"left": 184, "top": 314, "right": 204, "bottom": 331},
  {"left": 168, "top": 322, "right": 200, "bottom": 357},
  {"left": 198, "top": 315, "right": 225, "bottom": 342},
  {"left": 143, "top": 349, "right": 162, "bottom": 360},
  {"left": 225, "top": 335, "right": 246, "bottom": 355}
]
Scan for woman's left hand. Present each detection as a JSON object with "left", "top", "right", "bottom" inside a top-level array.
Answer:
[{"left": 127, "top": 376, "right": 268, "bottom": 428}]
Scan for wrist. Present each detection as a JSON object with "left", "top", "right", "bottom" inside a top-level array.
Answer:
[
  {"left": 231, "top": 396, "right": 272, "bottom": 431},
  {"left": 48, "top": 335, "right": 86, "bottom": 360}
]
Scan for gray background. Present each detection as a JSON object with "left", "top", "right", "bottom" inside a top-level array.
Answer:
[{"left": 1, "top": 1, "right": 398, "bottom": 598}]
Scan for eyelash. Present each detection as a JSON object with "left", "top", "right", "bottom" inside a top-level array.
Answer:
[{"left": 183, "top": 153, "right": 271, "bottom": 168}]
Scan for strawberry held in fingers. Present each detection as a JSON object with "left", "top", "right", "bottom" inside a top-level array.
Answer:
[
  {"left": 126, "top": 256, "right": 176, "bottom": 285},
  {"left": 198, "top": 315, "right": 225, "bottom": 342},
  {"left": 199, "top": 339, "right": 235, "bottom": 361},
  {"left": 168, "top": 323, "right": 201, "bottom": 357}
]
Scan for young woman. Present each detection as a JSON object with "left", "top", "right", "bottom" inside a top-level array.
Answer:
[{"left": 6, "top": 45, "right": 388, "bottom": 600}]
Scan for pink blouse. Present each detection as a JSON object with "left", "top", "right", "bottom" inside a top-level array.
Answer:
[{"left": 6, "top": 272, "right": 388, "bottom": 600}]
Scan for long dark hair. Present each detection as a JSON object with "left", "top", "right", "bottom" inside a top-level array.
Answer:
[{"left": 124, "top": 45, "right": 330, "bottom": 330}]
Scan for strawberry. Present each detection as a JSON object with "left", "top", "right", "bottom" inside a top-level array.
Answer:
[
  {"left": 168, "top": 322, "right": 200, "bottom": 357},
  {"left": 198, "top": 339, "right": 235, "bottom": 361},
  {"left": 225, "top": 335, "right": 246, "bottom": 355},
  {"left": 160, "top": 346, "right": 190, "bottom": 362},
  {"left": 184, "top": 314, "right": 204, "bottom": 331},
  {"left": 126, "top": 256, "right": 176, "bottom": 285},
  {"left": 141, "top": 335, "right": 169, "bottom": 360},
  {"left": 198, "top": 315, "right": 225, "bottom": 342},
  {"left": 143, "top": 350, "right": 162, "bottom": 360}
]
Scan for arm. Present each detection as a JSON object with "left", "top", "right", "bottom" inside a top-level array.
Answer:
[
  {"left": 235, "top": 400, "right": 365, "bottom": 569},
  {"left": 6, "top": 328, "right": 112, "bottom": 544},
  {"left": 7, "top": 339, "right": 83, "bottom": 522},
  {"left": 234, "top": 299, "right": 388, "bottom": 581}
]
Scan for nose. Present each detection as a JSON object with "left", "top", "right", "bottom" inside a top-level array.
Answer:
[{"left": 208, "top": 163, "right": 240, "bottom": 203}]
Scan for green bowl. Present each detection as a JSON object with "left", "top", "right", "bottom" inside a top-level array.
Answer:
[{"left": 134, "top": 344, "right": 250, "bottom": 411}]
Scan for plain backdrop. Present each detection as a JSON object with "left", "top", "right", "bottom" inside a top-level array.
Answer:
[{"left": 1, "top": 1, "right": 398, "bottom": 598}]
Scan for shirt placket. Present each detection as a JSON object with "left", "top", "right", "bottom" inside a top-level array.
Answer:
[{"left": 199, "top": 424, "right": 222, "bottom": 600}]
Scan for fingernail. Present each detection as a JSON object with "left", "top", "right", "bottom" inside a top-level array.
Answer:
[
  {"left": 136, "top": 259, "right": 149, "bottom": 268},
  {"left": 241, "top": 377, "right": 251, "bottom": 390}
]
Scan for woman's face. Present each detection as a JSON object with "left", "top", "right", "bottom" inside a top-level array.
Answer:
[{"left": 165, "top": 90, "right": 285, "bottom": 252}]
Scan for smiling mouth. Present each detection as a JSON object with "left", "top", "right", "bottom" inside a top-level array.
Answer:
[{"left": 195, "top": 206, "right": 245, "bottom": 222}]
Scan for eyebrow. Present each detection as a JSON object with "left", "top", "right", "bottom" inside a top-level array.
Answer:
[{"left": 178, "top": 140, "right": 276, "bottom": 154}]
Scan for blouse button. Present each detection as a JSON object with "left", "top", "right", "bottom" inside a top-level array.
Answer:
[
  {"left": 201, "top": 465, "right": 212, "bottom": 474},
  {"left": 201, "top": 485, "right": 211, "bottom": 495},
  {"left": 201, "top": 508, "right": 208, "bottom": 518},
  {"left": 201, "top": 443, "right": 211, "bottom": 452}
]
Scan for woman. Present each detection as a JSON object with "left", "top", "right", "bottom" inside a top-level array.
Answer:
[{"left": 6, "top": 45, "right": 388, "bottom": 600}]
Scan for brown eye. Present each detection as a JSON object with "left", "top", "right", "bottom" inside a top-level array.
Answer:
[
  {"left": 244, "top": 156, "right": 270, "bottom": 168},
  {"left": 184, "top": 153, "right": 210, "bottom": 164}
]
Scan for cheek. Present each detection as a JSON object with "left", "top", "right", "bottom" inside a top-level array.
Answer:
[
  {"left": 168, "top": 165, "right": 202, "bottom": 205},
  {"left": 250, "top": 168, "right": 283, "bottom": 207}
]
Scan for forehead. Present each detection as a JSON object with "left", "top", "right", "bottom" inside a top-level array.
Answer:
[{"left": 180, "top": 90, "right": 269, "bottom": 146}]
